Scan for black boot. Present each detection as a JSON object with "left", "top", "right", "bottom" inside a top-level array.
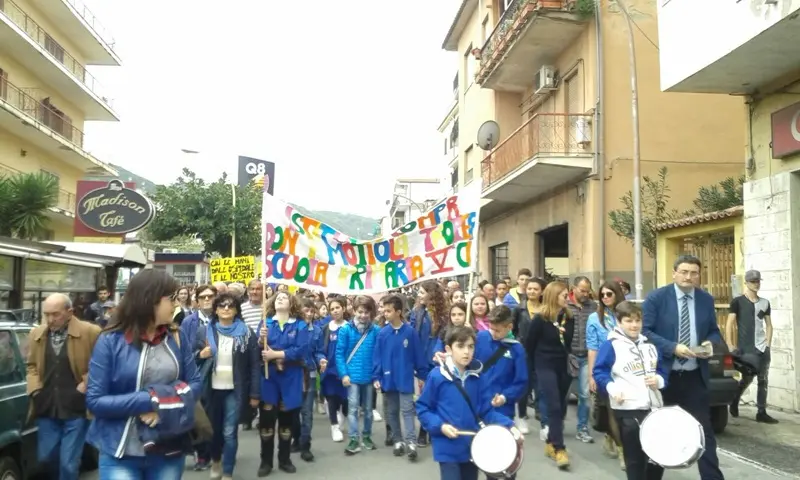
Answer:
[
  {"left": 756, "top": 410, "right": 778, "bottom": 424},
  {"left": 300, "top": 441, "right": 314, "bottom": 462},
  {"left": 385, "top": 424, "right": 393, "bottom": 446},
  {"left": 417, "top": 427, "right": 429, "bottom": 448},
  {"left": 278, "top": 436, "right": 296, "bottom": 473},
  {"left": 258, "top": 435, "right": 274, "bottom": 477}
]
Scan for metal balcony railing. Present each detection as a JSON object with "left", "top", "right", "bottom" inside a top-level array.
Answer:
[
  {"left": 0, "top": 163, "right": 77, "bottom": 214},
  {"left": 481, "top": 112, "right": 592, "bottom": 189},
  {"left": 0, "top": 78, "right": 85, "bottom": 148},
  {"left": 0, "top": 0, "right": 113, "bottom": 106},
  {"left": 62, "top": 0, "right": 116, "bottom": 52}
]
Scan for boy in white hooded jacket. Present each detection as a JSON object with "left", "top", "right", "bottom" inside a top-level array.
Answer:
[{"left": 593, "top": 301, "right": 668, "bottom": 480}]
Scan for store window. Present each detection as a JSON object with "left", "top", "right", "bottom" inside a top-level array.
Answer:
[
  {"left": 172, "top": 264, "right": 196, "bottom": 285},
  {"left": 0, "top": 255, "right": 13, "bottom": 309},
  {"left": 25, "top": 260, "right": 97, "bottom": 292}
]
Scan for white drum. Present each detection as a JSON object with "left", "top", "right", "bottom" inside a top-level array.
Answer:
[
  {"left": 470, "top": 425, "right": 523, "bottom": 478},
  {"left": 639, "top": 406, "right": 705, "bottom": 469}
]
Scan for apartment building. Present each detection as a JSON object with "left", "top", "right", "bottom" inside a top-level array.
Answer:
[
  {"left": 440, "top": 0, "right": 745, "bottom": 286},
  {"left": 440, "top": 73, "right": 460, "bottom": 194},
  {"left": 657, "top": 0, "right": 800, "bottom": 410},
  {"left": 381, "top": 178, "right": 446, "bottom": 237},
  {"left": 0, "top": 0, "right": 119, "bottom": 240}
]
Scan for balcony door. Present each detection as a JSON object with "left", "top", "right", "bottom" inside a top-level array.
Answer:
[
  {"left": 0, "top": 68, "right": 6, "bottom": 100},
  {"left": 40, "top": 98, "right": 72, "bottom": 140}
]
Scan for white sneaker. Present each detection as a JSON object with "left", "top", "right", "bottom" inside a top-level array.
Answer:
[
  {"left": 515, "top": 417, "right": 530, "bottom": 435},
  {"left": 317, "top": 401, "right": 327, "bottom": 415},
  {"left": 539, "top": 425, "right": 549, "bottom": 442},
  {"left": 331, "top": 425, "right": 344, "bottom": 442},
  {"left": 373, "top": 409, "right": 383, "bottom": 422},
  {"left": 337, "top": 411, "right": 346, "bottom": 429}
]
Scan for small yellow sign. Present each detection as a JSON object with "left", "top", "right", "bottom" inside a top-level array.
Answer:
[{"left": 210, "top": 256, "right": 262, "bottom": 283}]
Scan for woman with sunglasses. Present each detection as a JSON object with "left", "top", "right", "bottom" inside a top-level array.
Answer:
[{"left": 196, "top": 292, "right": 260, "bottom": 480}]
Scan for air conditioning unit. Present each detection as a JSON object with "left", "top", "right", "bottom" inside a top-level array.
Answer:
[
  {"left": 163, "top": 248, "right": 178, "bottom": 253},
  {"left": 534, "top": 66, "right": 557, "bottom": 94}
]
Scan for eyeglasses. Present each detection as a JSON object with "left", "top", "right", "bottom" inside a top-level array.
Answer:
[
  {"left": 217, "top": 303, "right": 234, "bottom": 310},
  {"left": 676, "top": 270, "right": 700, "bottom": 278},
  {"left": 601, "top": 291, "right": 615, "bottom": 299},
  {"left": 198, "top": 294, "right": 214, "bottom": 300}
]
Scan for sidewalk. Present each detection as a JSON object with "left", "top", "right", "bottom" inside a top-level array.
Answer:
[{"left": 717, "top": 405, "right": 800, "bottom": 477}]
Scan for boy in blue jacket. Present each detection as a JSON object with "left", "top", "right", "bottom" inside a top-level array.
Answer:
[
  {"left": 335, "top": 295, "right": 381, "bottom": 455},
  {"left": 474, "top": 306, "right": 528, "bottom": 425},
  {"left": 593, "top": 301, "right": 668, "bottom": 479},
  {"left": 417, "top": 326, "right": 522, "bottom": 480},
  {"left": 373, "top": 294, "right": 430, "bottom": 461}
]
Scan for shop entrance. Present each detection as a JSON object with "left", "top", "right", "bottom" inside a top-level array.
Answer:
[{"left": 537, "top": 224, "right": 569, "bottom": 280}]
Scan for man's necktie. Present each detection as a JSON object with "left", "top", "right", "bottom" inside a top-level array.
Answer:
[{"left": 678, "top": 294, "right": 691, "bottom": 365}]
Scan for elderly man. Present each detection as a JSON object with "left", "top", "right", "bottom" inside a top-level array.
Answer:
[
  {"left": 27, "top": 294, "right": 101, "bottom": 480},
  {"left": 213, "top": 281, "right": 228, "bottom": 295}
]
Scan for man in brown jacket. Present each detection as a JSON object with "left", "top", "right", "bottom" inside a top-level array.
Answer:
[{"left": 27, "top": 293, "right": 101, "bottom": 480}]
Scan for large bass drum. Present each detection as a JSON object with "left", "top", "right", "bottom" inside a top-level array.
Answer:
[
  {"left": 470, "top": 425, "right": 523, "bottom": 478},
  {"left": 639, "top": 406, "right": 705, "bottom": 469}
]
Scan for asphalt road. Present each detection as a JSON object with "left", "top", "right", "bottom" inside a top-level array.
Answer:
[{"left": 81, "top": 408, "right": 790, "bottom": 479}]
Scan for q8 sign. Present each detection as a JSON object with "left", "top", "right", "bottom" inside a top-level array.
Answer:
[{"left": 237, "top": 156, "right": 275, "bottom": 194}]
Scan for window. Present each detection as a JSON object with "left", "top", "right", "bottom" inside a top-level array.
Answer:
[
  {"left": 465, "top": 168, "right": 474, "bottom": 184},
  {"left": 172, "top": 264, "right": 196, "bottom": 284},
  {"left": 451, "top": 167, "right": 459, "bottom": 189},
  {"left": 0, "top": 331, "right": 23, "bottom": 384},
  {"left": 0, "top": 68, "right": 7, "bottom": 100},
  {"left": 15, "top": 330, "right": 30, "bottom": 364},
  {"left": 481, "top": 15, "right": 489, "bottom": 45},
  {"left": 490, "top": 243, "right": 509, "bottom": 283},
  {"left": 44, "top": 35, "right": 65, "bottom": 63},
  {"left": 25, "top": 260, "right": 97, "bottom": 292},
  {"left": 463, "top": 44, "right": 475, "bottom": 89}
]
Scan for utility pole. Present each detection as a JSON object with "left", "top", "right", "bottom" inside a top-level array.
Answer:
[{"left": 616, "top": 0, "right": 644, "bottom": 300}]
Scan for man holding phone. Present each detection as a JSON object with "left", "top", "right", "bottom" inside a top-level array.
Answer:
[{"left": 725, "top": 269, "right": 778, "bottom": 424}]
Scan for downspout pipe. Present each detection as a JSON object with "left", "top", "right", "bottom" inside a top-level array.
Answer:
[{"left": 594, "top": 0, "right": 606, "bottom": 281}]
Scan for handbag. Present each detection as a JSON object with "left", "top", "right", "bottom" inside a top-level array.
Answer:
[{"left": 172, "top": 330, "right": 213, "bottom": 443}]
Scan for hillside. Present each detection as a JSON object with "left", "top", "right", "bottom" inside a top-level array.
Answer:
[{"left": 290, "top": 204, "right": 380, "bottom": 239}]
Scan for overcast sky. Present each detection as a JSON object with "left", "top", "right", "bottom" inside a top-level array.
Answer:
[{"left": 83, "top": 0, "right": 458, "bottom": 217}]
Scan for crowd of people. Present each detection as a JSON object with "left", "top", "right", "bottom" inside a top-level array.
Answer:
[{"left": 32, "top": 253, "right": 771, "bottom": 480}]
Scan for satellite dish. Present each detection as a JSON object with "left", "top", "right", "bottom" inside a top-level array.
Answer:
[{"left": 477, "top": 120, "right": 500, "bottom": 151}]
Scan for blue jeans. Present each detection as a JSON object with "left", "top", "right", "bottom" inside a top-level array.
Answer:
[
  {"left": 98, "top": 452, "right": 185, "bottom": 480},
  {"left": 300, "top": 380, "right": 317, "bottom": 447},
  {"left": 208, "top": 389, "right": 241, "bottom": 475},
  {"left": 384, "top": 391, "right": 415, "bottom": 444},
  {"left": 37, "top": 417, "right": 88, "bottom": 480},
  {"left": 347, "top": 383, "right": 374, "bottom": 439},
  {"left": 439, "top": 461, "right": 479, "bottom": 480},
  {"left": 574, "top": 356, "right": 590, "bottom": 430}
]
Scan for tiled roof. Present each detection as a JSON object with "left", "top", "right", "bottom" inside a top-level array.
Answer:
[{"left": 655, "top": 205, "right": 743, "bottom": 231}]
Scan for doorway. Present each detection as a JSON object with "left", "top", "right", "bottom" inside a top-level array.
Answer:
[{"left": 537, "top": 224, "right": 568, "bottom": 281}]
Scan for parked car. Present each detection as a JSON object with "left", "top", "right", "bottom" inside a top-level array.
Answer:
[
  {"left": 707, "top": 344, "right": 740, "bottom": 434},
  {"left": 0, "top": 319, "right": 97, "bottom": 479}
]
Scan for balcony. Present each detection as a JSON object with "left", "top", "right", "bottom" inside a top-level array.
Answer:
[
  {"left": 480, "top": 112, "right": 594, "bottom": 217},
  {"left": 0, "top": 163, "right": 77, "bottom": 217},
  {"left": 658, "top": 0, "right": 800, "bottom": 94},
  {"left": 477, "top": 0, "right": 592, "bottom": 92},
  {"left": 28, "top": 0, "right": 120, "bottom": 65},
  {"left": 0, "top": 0, "right": 117, "bottom": 120},
  {"left": 0, "top": 77, "right": 116, "bottom": 176}
]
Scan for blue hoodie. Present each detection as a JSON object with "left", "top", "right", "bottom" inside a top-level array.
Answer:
[
  {"left": 372, "top": 322, "right": 430, "bottom": 394},
  {"left": 409, "top": 307, "right": 438, "bottom": 370},
  {"left": 416, "top": 357, "right": 514, "bottom": 463},
  {"left": 259, "top": 317, "right": 310, "bottom": 411},
  {"left": 474, "top": 330, "right": 528, "bottom": 418},
  {"left": 334, "top": 320, "right": 380, "bottom": 385}
]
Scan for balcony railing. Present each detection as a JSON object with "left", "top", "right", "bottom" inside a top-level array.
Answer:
[
  {"left": 481, "top": 112, "right": 592, "bottom": 189},
  {"left": 0, "top": 77, "right": 85, "bottom": 148},
  {"left": 0, "top": 163, "right": 77, "bottom": 214},
  {"left": 62, "top": 0, "right": 117, "bottom": 51},
  {"left": 478, "top": 0, "right": 571, "bottom": 83},
  {"left": 0, "top": 0, "right": 112, "bottom": 106}
]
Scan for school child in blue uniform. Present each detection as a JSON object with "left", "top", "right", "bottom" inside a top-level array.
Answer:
[
  {"left": 294, "top": 297, "right": 322, "bottom": 462},
  {"left": 257, "top": 291, "right": 310, "bottom": 476},
  {"left": 593, "top": 301, "right": 668, "bottom": 480},
  {"left": 335, "top": 295, "right": 381, "bottom": 455},
  {"left": 373, "top": 294, "right": 430, "bottom": 461},
  {"left": 417, "top": 326, "right": 522, "bottom": 480},
  {"left": 318, "top": 297, "right": 350, "bottom": 442}
]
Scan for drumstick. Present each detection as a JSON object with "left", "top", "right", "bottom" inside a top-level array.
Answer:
[
  {"left": 454, "top": 430, "right": 478, "bottom": 437},
  {"left": 261, "top": 284, "right": 269, "bottom": 380}
]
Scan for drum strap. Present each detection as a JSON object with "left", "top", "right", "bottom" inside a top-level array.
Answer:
[
  {"left": 452, "top": 379, "right": 485, "bottom": 428},
  {"left": 482, "top": 345, "right": 510, "bottom": 373}
]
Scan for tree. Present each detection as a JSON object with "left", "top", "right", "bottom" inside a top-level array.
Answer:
[
  {"left": 608, "top": 166, "right": 679, "bottom": 258},
  {"left": 145, "top": 169, "right": 262, "bottom": 256},
  {"left": 690, "top": 175, "right": 744, "bottom": 214},
  {"left": 0, "top": 172, "right": 58, "bottom": 239}
]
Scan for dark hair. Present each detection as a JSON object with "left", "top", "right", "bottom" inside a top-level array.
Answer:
[
  {"left": 97, "top": 285, "right": 109, "bottom": 292},
  {"left": 419, "top": 279, "right": 447, "bottom": 336},
  {"left": 264, "top": 291, "right": 302, "bottom": 318},
  {"left": 353, "top": 295, "right": 377, "bottom": 317},
  {"left": 488, "top": 304, "right": 513, "bottom": 325},
  {"left": 573, "top": 275, "right": 591, "bottom": 287},
  {"left": 195, "top": 284, "right": 218, "bottom": 297},
  {"left": 517, "top": 268, "right": 532, "bottom": 277},
  {"left": 449, "top": 302, "right": 475, "bottom": 329},
  {"left": 615, "top": 301, "right": 642, "bottom": 321},
  {"left": 445, "top": 325, "right": 476, "bottom": 347},
  {"left": 617, "top": 279, "right": 631, "bottom": 293},
  {"left": 673, "top": 254, "right": 702, "bottom": 271},
  {"left": 107, "top": 269, "right": 180, "bottom": 344},
  {"left": 327, "top": 297, "right": 351, "bottom": 320},
  {"left": 477, "top": 280, "right": 489, "bottom": 289},
  {"left": 527, "top": 277, "right": 547, "bottom": 301},
  {"left": 382, "top": 295, "right": 404, "bottom": 313},
  {"left": 596, "top": 281, "right": 626, "bottom": 329},
  {"left": 496, "top": 280, "right": 507, "bottom": 287},
  {"left": 299, "top": 296, "right": 316, "bottom": 320},
  {"left": 211, "top": 293, "right": 242, "bottom": 321}
]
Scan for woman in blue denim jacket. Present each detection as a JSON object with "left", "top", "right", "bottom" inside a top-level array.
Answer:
[
  {"left": 86, "top": 269, "right": 202, "bottom": 480},
  {"left": 585, "top": 280, "right": 626, "bottom": 470}
]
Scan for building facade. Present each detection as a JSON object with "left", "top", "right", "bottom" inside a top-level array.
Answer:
[
  {"left": 440, "top": 0, "right": 746, "bottom": 287},
  {"left": 0, "top": 0, "right": 119, "bottom": 240},
  {"left": 657, "top": 0, "right": 800, "bottom": 410},
  {"left": 381, "top": 178, "right": 447, "bottom": 237}
]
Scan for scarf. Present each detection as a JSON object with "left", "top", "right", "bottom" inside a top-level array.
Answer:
[
  {"left": 475, "top": 316, "right": 490, "bottom": 332},
  {"left": 206, "top": 318, "right": 249, "bottom": 356}
]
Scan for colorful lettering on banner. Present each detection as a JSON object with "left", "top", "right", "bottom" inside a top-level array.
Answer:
[
  {"left": 260, "top": 183, "right": 481, "bottom": 294},
  {"left": 210, "top": 256, "right": 262, "bottom": 283}
]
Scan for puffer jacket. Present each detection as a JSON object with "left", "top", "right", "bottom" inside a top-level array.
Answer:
[{"left": 334, "top": 320, "right": 380, "bottom": 385}]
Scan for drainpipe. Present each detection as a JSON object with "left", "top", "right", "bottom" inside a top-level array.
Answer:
[{"left": 594, "top": 0, "right": 606, "bottom": 281}]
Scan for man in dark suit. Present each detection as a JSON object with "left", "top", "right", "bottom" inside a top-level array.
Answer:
[{"left": 642, "top": 254, "right": 725, "bottom": 480}]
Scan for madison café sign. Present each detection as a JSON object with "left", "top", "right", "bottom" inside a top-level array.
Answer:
[{"left": 77, "top": 180, "right": 155, "bottom": 235}]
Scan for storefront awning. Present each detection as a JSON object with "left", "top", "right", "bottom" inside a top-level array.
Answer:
[
  {"left": 48, "top": 242, "right": 149, "bottom": 268},
  {"left": 0, "top": 237, "right": 108, "bottom": 269}
]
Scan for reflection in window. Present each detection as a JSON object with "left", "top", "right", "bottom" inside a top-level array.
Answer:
[
  {"left": 0, "top": 255, "right": 14, "bottom": 291},
  {"left": 15, "top": 331, "right": 29, "bottom": 362},
  {"left": 0, "top": 331, "right": 22, "bottom": 384},
  {"left": 24, "top": 260, "right": 97, "bottom": 292}
]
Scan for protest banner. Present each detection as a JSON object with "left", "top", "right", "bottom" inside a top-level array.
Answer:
[
  {"left": 260, "top": 184, "right": 480, "bottom": 294},
  {"left": 210, "top": 256, "right": 262, "bottom": 283}
]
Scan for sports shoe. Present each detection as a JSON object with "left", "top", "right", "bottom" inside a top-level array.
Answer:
[
  {"left": 407, "top": 443, "right": 418, "bottom": 461},
  {"left": 331, "top": 425, "right": 343, "bottom": 442},
  {"left": 345, "top": 438, "right": 361, "bottom": 455},
  {"left": 602, "top": 434, "right": 618, "bottom": 458},
  {"left": 337, "top": 412, "right": 346, "bottom": 429},
  {"left": 362, "top": 436, "right": 377, "bottom": 450},
  {"left": 373, "top": 409, "right": 383, "bottom": 422},
  {"left": 539, "top": 425, "right": 549, "bottom": 442},
  {"left": 393, "top": 442, "right": 405, "bottom": 456},
  {"left": 555, "top": 449, "right": 570, "bottom": 469},
  {"left": 575, "top": 427, "right": 594, "bottom": 443},
  {"left": 544, "top": 442, "right": 556, "bottom": 460},
  {"left": 318, "top": 401, "right": 327, "bottom": 415},
  {"left": 515, "top": 417, "right": 530, "bottom": 435}
]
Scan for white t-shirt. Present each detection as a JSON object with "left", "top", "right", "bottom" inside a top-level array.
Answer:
[{"left": 211, "top": 334, "right": 235, "bottom": 390}]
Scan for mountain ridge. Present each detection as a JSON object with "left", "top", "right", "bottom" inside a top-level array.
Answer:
[{"left": 289, "top": 204, "right": 380, "bottom": 239}]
